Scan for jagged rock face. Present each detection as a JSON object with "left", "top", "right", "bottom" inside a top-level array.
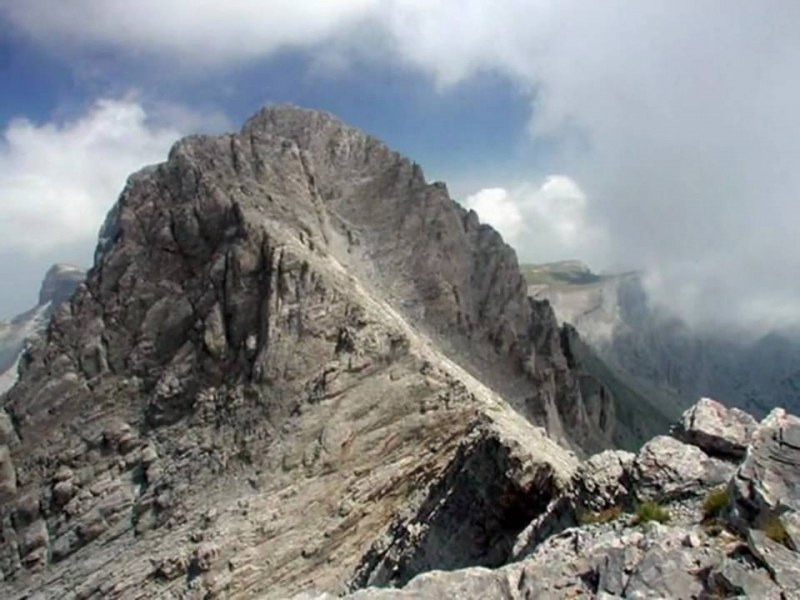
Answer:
[
  {"left": 0, "top": 264, "right": 85, "bottom": 395},
  {"left": 732, "top": 408, "right": 800, "bottom": 529},
  {"left": 0, "top": 106, "right": 592, "bottom": 598},
  {"left": 241, "top": 107, "right": 531, "bottom": 357},
  {"left": 238, "top": 109, "right": 611, "bottom": 451},
  {"left": 350, "top": 415, "right": 568, "bottom": 589},
  {"left": 555, "top": 323, "right": 671, "bottom": 451}
]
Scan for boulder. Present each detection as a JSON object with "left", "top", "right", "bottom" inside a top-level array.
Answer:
[
  {"left": 707, "top": 558, "right": 782, "bottom": 599},
  {"left": 732, "top": 408, "right": 800, "bottom": 524},
  {"left": 632, "top": 435, "right": 733, "bottom": 502},
  {"left": 622, "top": 541, "right": 707, "bottom": 599},
  {"left": 674, "top": 397, "right": 757, "bottom": 459},
  {"left": 572, "top": 449, "right": 635, "bottom": 512}
]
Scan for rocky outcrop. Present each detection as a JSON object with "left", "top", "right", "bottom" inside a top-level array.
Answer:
[
  {"left": 0, "top": 264, "right": 85, "bottom": 395},
  {"left": 0, "top": 107, "right": 607, "bottom": 598},
  {"left": 338, "top": 398, "right": 800, "bottom": 599},
  {"left": 631, "top": 435, "right": 733, "bottom": 502},
  {"left": 731, "top": 408, "right": 800, "bottom": 536},
  {"left": 350, "top": 412, "right": 575, "bottom": 590},
  {"left": 674, "top": 396, "right": 757, "bottom": 459}
]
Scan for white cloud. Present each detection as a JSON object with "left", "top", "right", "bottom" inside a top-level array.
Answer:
[
  {"left": 464, "top": 176, "right": 605, "bottom": 264},
  {"left": 0, "top": 99, "right": 180, "bottom": 253},
  {"left": 463, "top": 188, "right": 523, "bottom": 241},
  {"left": 527, "top": 176, "right": 590, "bottom": 248},
  {"left": 1, "top": 1, "right": 378, "bottom": 64},
  {"left": 4, "top": 1, "right": 800, "bottom": 325}
]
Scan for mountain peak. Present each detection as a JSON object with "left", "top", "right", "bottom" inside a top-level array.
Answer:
[
  {"left": 38, "top": 264, "right": 85, "bottom": 307},
  {"left": 0, "top": 106, "right": 616, "bottom": 597}
]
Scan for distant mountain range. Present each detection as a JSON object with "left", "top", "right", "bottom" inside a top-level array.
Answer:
[
  {"left": 0, "top": 264, "right": 85, "bottom": 395},
  {"left": 524, "top": 260, "right": 800, "bottom": 418}
]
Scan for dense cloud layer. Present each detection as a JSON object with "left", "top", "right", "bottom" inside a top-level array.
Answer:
[{"left": 3, "top": 1, "right": 800, "bottom": 327}]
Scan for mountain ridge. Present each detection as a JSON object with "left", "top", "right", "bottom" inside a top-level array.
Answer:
[{"left": 0, "top": 106, "right": 617, "bottom": 598}]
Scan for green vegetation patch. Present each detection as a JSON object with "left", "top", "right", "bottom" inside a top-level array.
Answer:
[
  {"left": 761, "top": 515, "right": 791, "bottom": 547},
  {"left": 634, "top": 501, "right": 671, "bottom": 525},
  {"left": 702, "top": 487, "right": 732, "bottom": 521}
]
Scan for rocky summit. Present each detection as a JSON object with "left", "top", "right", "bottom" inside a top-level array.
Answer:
[
  {"left": 0, "top": 106, "right": 798, "bottom": 599},
  {"left": 0, "top": 106, "right": 615, "bottom": 598}
]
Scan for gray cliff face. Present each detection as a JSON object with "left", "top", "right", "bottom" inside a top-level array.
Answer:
[
  {"left": 0, "top": 265, "right": 85, "bottom": 395},
  {"left": 0, "top": 106, "right": 612, "bottom": 598}
]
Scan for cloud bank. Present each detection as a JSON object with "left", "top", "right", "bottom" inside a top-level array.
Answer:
[
  {"left": 464, "top": 176, "right": 605, "bottom": 264},
  {"left": 4, "top": 1, "right": 800, "bottom": 326}
]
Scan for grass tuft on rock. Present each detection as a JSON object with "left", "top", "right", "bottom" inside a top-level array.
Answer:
[
  {"left": 634, "top": 501, "right": 671, "bottom": 525},
  {"left": 761, "top": 515, "right": 791, "bottom": 547},
  {"left": 702, "top": 487, "right": 732, "bottom": 521}
]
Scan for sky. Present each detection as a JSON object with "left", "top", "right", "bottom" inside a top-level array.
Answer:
[{"left": 1, "top": 2, "right": 799, "bottom": 331}]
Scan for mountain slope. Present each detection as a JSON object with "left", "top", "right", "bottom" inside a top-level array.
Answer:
[
  {"left": 525, "top": 260, "right": 800, "bottom": 418},
  {"left": 0, "top": 107, "right": 617, "bottom": 598}
]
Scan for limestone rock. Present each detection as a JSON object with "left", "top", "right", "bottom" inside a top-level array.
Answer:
[
  {"left": 747, "top": 529, "right": 800, "bottom": 590},
  {"left": 674, "top": 396, "right": 757, "bottom": 459},
  {"left": 7, "top": 107, "right": 789, "bottom": 600},
  {"left": 192, "top": 541, "right": 220, "bottom": 572},
  {"left": 0, "top": 445, "right": 16, "bottom": 500},
  {"left": 572, "top": 449, "right": 635, "bottom": 512},
  {"left": 632, "top": 435, "right": 733, "bottom": 502},
  {"left": 732, "top": 408, "right": 800, "bottom": 525},
  {"left": 339, "top": 524, "right": 727, "bottom": 600},
  {"left": 350, "top": 413, "right": 576, "bottom": 589},
  {"left": 37, "top": 265, "right": 85, "bottom": 308},
  {"left": 511, "top": 449, "right": 633, "bottom": 559},
  {"left": 332, "top": 399, "right": 800, "bottom": 600},
  {"left": 707, "top": 558, "right": 782, "bottom": 599}
]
